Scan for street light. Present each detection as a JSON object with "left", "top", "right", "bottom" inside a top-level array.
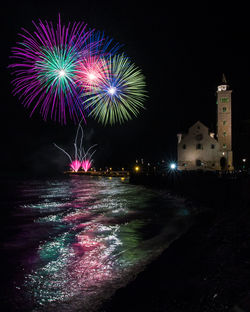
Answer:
[
  {"left": 134, "top": 166, "right": 140, "bottom": 172},
  {"left": 170, "top": 163, "right": 176, "bottom": 170},
  {"left": 242, "top": 158, "right": 247, "bottom": 170}
]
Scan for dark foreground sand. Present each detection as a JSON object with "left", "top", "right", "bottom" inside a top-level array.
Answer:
[{"left": 100, "top": 176, "right": 250, "bottom": 312}]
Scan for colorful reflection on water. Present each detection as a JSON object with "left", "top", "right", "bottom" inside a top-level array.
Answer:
[{"left": 1, "top": 176, "right": 195, "bottom": 311}]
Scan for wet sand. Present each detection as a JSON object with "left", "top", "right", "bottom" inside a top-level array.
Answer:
[{"left": 100, "top": 177, "right": 250, "bottom": 312}]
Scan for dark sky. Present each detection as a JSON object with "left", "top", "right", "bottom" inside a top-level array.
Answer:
[{"left": 1, "top": 2, "right": 250, "bottom": 176}]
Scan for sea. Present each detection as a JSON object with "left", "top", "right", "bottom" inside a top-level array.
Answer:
[{"left": 0, "top": 175, "right": 197, "bottom": 311}]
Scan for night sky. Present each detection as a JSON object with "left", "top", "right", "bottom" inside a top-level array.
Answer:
[{"left": 1, "top": 2, "right": 250, "bottom": 176}]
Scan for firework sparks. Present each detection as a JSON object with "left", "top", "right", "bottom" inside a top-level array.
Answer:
[
  {"left": 75, "top": 55, "right": 110, "bottom": 92},
  {"left": 80, "top": 140, "right": 97, "bottom": 172},
  {"left": 54, "top": 121, "right": 97, "bottom": 172},
  {"left": 70, "top": 160, "right": 82, "bottom": 172},
  {"left": 83, "top": 54, "right": 147, "bottom": 125},
  {"left": 9, "top": 15, "right": 94, "bottom": 124},
  {"left": 81, "top": 160, "right": 92, "bottom": 172},
  {"left": 9, "top": 15, "right": 147, "bottom": 126}
]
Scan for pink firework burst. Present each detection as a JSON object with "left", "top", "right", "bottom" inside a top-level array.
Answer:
[
  {"left": 82, "top": 159, "right": 92, "bottom": 172},
  {"left": 70, "top": 160, "right": 82, "bottom": 172},
  {"left": 75, "top": 55, "right": 110, "bottom": 92}
]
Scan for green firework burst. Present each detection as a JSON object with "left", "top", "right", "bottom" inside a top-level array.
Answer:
[{"left": 84, "top": 54, "right": 147, "bottom": 125}]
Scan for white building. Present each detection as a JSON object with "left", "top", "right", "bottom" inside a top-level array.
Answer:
[{"left": 177, "top": 75, "right": 233, "bottom": 171}]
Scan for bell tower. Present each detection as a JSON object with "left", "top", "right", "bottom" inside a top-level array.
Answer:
[{"left": 216, "top": 74, "right": 233, "bottom": 170}]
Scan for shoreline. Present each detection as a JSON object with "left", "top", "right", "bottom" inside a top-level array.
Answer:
[{"left": 99, "top": 181, "right": 250, "bottom": 312}]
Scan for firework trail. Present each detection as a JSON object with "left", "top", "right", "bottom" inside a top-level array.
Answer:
[
  {"left": 54, "top": 121, "right": 97, "bottom": 172},
  {"left": 80, "top": 140, "right": 97, "bottom": 172},
  {"left": 76, "top": 122, "right": 97, "bottom": 171},
  {"left": 83, "top": 54, "right": 147, "bottom": 125}
]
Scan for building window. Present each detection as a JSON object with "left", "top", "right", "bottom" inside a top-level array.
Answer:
[
  {"left": 196, "top": 143, "right": 203, "bottom": 150},
  {"left": 223, "top": 131, "right": 227, "bottom": 136},
  {"left": 223, "top": 120, "right": 226, "bottom": 125},
  {"left": 211, "top": 144, "right": 215, "bottom": 149},
  {"left": 197, "top": 125, "right": 200, "bottom": 129},
  {"left": 223, "top": 144, "right": 227, "bottom": 149},
  {"left": 222, "top": 107, "right": 227, "bottom": 112},
  {"left": 220, "top": 98, "right": 229, "bottom": 103},
  {"left": 212, "top": 163, "right": 215, "bottom": 167},
  {"left": 182, "top": 163, "right": 187, "bottom": 167},
  {"left": 182, "top": 144, "right": 186, "bottom": 149},
  {"left": 196, "top": 159, "right": 202, "bottom": 166}
]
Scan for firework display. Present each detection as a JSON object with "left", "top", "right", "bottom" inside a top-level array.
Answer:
[
  {"left": 54, "top": 122, "right": 97, "bottom": 172},
  {"left": 9, "top": 15, "right": 94, "bottom": 124},
  {"left": 9, "top": 15, "right": 147, "bottom": 125},
  {"left": 81, "top": 160, "right": 92, "bottom": 172},
  {"left": 75, "top": 55, "right": 110, "bottom": 92},
  {"left": 84, "top": 54, "right": 147, "bottom": 125},
  {"left": 70, "top": 160, "right": 82, "bottom": 172}
]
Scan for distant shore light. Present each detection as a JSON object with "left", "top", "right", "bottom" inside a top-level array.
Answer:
[{"left": 170, "top": 163, "right": 176, "bottom": 170}]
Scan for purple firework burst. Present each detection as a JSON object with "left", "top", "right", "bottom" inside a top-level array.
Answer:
[{"left": 9, "top": 15, "right": 96, "bottom": 124}]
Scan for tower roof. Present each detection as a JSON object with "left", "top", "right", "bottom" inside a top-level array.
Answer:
[
  {"left": 222, "top": 73, "right": 227, "bottom": 84},
  {"left": 217, "top": 73, "right": 230, "bottom": 91}
]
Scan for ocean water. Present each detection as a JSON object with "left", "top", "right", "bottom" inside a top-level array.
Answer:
[{"left": 0, "top": 176, "right": 196, "bottom": 311}]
